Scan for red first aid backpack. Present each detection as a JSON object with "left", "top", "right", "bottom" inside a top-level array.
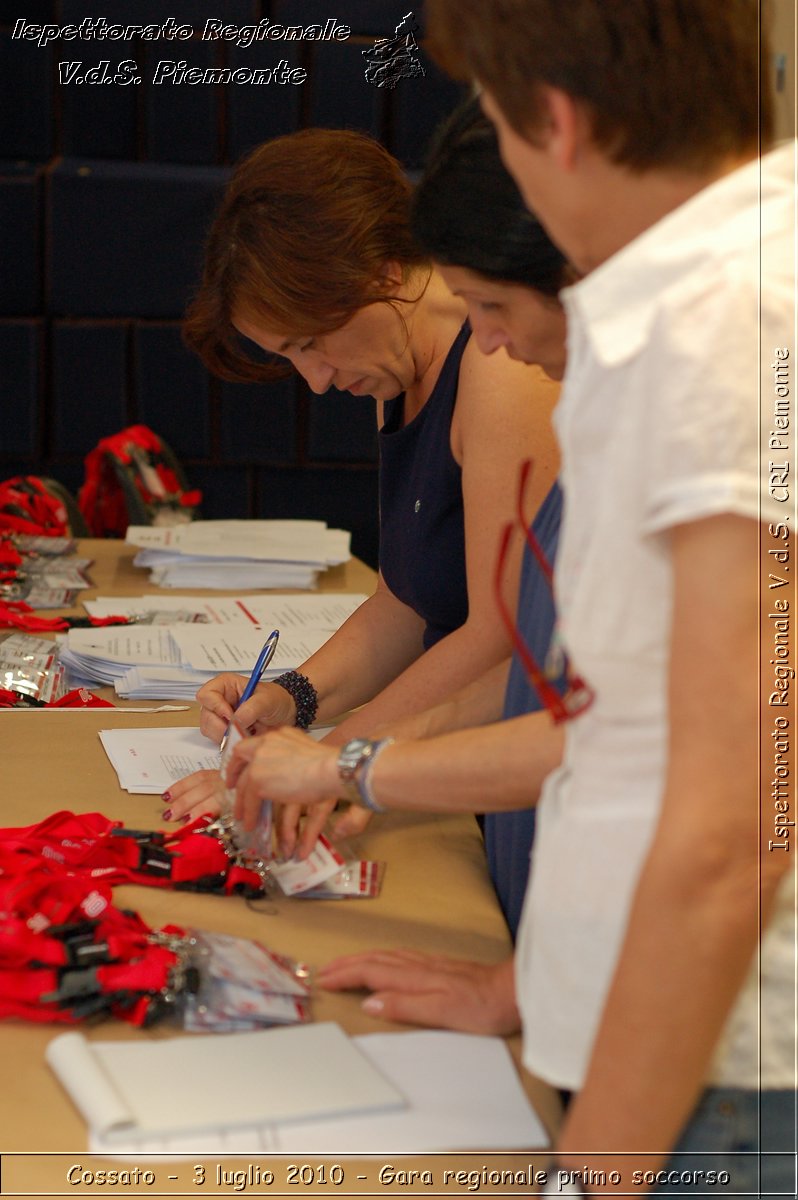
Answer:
[{"left": 78, "top": 425, "right": 201, "bottom": 537}]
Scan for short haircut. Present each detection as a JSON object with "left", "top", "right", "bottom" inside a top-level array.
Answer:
[
  {"left": 411, "top": 98, "right": 572, "bottom": 297},
  {"left": 184, "top": 129, "right": 429, "bottom": 381},
  {"left": 427, "top": 0, "right": 773, "bottom": 171}
]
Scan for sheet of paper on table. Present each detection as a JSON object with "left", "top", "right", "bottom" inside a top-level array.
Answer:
[
  {"left": 274, "top": 1030, "right": 550, "bottom": 1153},
  {"left": 98, "top": 726, "right": 220, "bottom": 793},
  {"left": 83, "top": 592, "right": 368, "bottom": 630},
  {"left": 165, "top": 625, "right": 328, "bottom": 673},
  {"left": 98, "top": 725, "right": 334, "bottom": 792}
]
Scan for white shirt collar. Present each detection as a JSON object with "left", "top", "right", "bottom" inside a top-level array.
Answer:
[{"left": 560, "top": 142, "right": 795, "bottom": 368}]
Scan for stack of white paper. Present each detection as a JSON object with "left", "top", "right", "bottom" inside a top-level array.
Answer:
[
  {"left": 70, "top": 594, "right": 367, "bottom": 698},
  {"left": 126, "top": 520, "right": 351, "bottom": 590},
  {"left": 57, "top": 625, "right": 335, "bottom": 696},
  {"left": 165, "top": 625, "right": 329, "bottom": 673},
  {"left": 58, "top": 626, "right": 185, "bottom": 687},
  {"left": 114, "top": 666, "right": 216, "bottom": 701}
]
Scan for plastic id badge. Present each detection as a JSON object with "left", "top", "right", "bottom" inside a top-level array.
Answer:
[
  {"left": 190, "top": 929, "right": 310, "bottom": 997},
  {"left": 269, "top": 834, "right": 346, "bottom": 896}
]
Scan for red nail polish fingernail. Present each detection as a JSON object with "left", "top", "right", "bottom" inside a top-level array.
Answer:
[
  {"left": 162, "top": 809, "right": 172, "bottom": 821},
  {"left": 162, "top": 791, "right": 172, "bottom": 802}
]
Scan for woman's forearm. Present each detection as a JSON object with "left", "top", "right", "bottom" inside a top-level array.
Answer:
[
  {"left": 295, "top": 586, "right": 427, "bottom": 724},
  {"left": 327, "top": 612, "right": 514, "bottom": 744},
  {"left": 368, "top": 658, "right": 513, "bottom": 742},
  {"left": 368, "top": 710, "right": 563, "bottom": 813}
]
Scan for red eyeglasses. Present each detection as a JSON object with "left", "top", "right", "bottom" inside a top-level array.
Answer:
[{"left": 494, "top": 459, "right": 594, "bottom": 724}]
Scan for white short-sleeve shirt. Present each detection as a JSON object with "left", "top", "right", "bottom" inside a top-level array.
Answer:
[{"left": 515, "top": 142, "right": 796, "bottom": 1091}]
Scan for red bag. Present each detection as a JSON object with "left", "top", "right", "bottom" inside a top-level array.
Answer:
[{"left": 78, "top": 425, "right": 201, "bottom": 537}]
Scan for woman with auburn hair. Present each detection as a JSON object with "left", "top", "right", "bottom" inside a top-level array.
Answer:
[
  {"left": 168, "top": 126, "right": 559, "bottom": 844},
  {"left": 171, "top": 101, "right": 577, "bottom": 940}
]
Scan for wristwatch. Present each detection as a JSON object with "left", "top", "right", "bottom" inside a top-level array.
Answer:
[
  {"left": 336, "top": 737, "right": 394, "bottom": 812},
  {"left": 336, "top": 738, "right": 378, "bottom": 804}
]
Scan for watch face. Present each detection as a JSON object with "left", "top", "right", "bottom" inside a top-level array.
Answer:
[{"left": 338, "top": 738, "right": 373, "bottom": 780}]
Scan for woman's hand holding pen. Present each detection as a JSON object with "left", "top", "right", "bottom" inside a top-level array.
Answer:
[{"left": 197, "top": 674, "right": 296, "bottom": 743}]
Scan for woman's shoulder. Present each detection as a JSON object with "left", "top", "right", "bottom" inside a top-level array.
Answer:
[
  {"left": 457, "top": 338, "right": 558, "bottom": 410},
  {"left": 450, "top": 342, "right": 561, "bottom": 479}
]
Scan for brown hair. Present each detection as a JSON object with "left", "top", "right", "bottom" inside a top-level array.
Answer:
[
  {"left": 184, "top": 129, "right": 429, "bottom": 381},
  {"left": 427, "top": 0, "right": 773, "bottom": 171}
]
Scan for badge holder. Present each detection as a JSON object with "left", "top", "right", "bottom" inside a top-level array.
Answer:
[
  {"left": 0, "top": 632, "right": 69, "bottom": 703},
  {"left": 181, "top": 928, "right": 311, "bottom": 1032}
]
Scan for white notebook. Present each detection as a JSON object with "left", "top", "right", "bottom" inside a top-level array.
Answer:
[{"left": 46, "top": 1022, "right": 405, "bottom": 1146}]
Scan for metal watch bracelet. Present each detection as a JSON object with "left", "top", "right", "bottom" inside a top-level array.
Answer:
[{"left": 355, "top": 737, "right": 395, "bottom": 813}]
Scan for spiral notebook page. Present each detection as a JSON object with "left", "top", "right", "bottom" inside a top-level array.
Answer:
[{"left": 46, "top": 1023, "right": 405, "bottom": 1146}]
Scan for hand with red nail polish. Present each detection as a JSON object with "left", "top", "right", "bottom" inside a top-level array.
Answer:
[{"left": 163, "top": 768, "right": 226, "bottom": 823}]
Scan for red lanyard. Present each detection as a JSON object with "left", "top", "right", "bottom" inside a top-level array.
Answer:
[
  {"left": 0, "top": 598, "right": 131, "bottom": 633},
  {"left": 0, "top": 858, "right": 183, "bottom": 1025},
  {"left": 0, "top": 810, "right": 266, "bottom": 895},
  {"left": 0, "top": 810, "right": 266, "bottom": 1027}
]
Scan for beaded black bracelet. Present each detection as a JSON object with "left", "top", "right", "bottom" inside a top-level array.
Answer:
[{"left": 272, "top": 670, "right": 319, "bottom": 731}]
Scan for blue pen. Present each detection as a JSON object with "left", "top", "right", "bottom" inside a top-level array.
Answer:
[{"left": 220, "top": 628, "right": 280, "bottom": 750}]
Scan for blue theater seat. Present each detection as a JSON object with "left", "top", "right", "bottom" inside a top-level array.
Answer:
[
  {"left": 0, "top": 33, "right": 52, "bottom": 159},
  {"left": 133, "top": 323, "right": 211, "bottom": 459},
  {"left": 0, "top": 164, "right": 42, "bottom": 315},
  {"left": 0, "top": 321, "right": 41, "bottom": 458},
  {"left": 51, "top": 323, "right": 127, "bottom": 455},
  {"left": 48, "top": 158, "right": 229, "bottom": 318},
  {"left": 219, "top": 376, "right": 298, "bottom": 466},
  {"left": 144, "top": 41, "right": 220, "bottom": 164},
  {"left": 256, "top": 464, "right": 379, "bottom": 568},
  {"left": 306, "top": 41, "right": 383, "bottom": 136}
]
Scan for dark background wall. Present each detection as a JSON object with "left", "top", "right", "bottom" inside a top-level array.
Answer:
[{"left": 0, "top": 1, "right": 466, "bottom": 566}]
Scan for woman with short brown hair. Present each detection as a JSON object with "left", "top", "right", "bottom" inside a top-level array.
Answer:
[{"left": 170, "top": 127, "right": 559, "bottom": 853}]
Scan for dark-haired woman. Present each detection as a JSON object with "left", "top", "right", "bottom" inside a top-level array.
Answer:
[{"left": 166, "top": 126, "right": 559, "bottom": 846}]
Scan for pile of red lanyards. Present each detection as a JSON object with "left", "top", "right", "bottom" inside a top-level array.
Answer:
[{"left": 0, "top": 811, "right": 266, "bottom": 1025}]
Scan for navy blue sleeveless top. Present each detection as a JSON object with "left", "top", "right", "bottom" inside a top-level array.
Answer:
[
  {"left": 483, "top": 479, "right": 565, "bottom": 940},
  {"left": 379, "top": 322, "right": 471, "bottom": 649}
]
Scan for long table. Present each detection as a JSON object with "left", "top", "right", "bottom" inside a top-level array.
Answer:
[{"left": 0, "top": 539, "right": 559, "bottom": 1195}]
